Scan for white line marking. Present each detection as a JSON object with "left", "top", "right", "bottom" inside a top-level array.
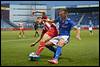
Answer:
[{"left": 1, "top": 39, "right": 33, "bottom": 42}]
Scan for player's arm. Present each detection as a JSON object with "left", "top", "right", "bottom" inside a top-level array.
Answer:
[{"left": 30, "top": 30, "right": 45, "bottom": 47}]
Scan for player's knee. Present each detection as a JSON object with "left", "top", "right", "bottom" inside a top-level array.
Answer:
[
  {"left": 40, "top": 37, "right": 47, "bottom": 42},
  {"left": 57, "top": 39, "right": 65, "bottom": 47},
  {"left": 57, "top": 43, "right": 64, "bottom": 47},
  {"left": 45, "top": 44, "right": 50, "bottom": 48},
  {"left": 45, "top": 41, "right": 53, "bottom": 46},
  {"left": 41, "top": 35, "right": 51, "bottom": 42},
  {"left": 40, "top": 39, "right": 46, "bottom": 43}
]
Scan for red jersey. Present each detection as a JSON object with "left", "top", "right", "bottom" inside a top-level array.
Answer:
[
  {"left": 42, "top": 22, "right": 58, "bottom": 38},
  {"left": 42, "top": 16, "right": 48, "bottom": 19}
]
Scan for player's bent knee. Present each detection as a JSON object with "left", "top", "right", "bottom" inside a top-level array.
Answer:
[
  {"left": 57, "top": 39, "right": 65, "bottom": 47},
  {"left": 57, "top": 43, "right": 65, "bottom": 47},
  {"left": 40, "top": 39, "right": 46, "bottom": 42},
  {"left": 41, "top": 35, "right": 51, "bottom": 42}
]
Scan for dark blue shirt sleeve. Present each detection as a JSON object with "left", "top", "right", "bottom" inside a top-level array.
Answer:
[
  {"left": 54, "top": 16, "right": 60, "bottom": 23},
  {"left": 69, "top": 19, "right": 76, "bottom": 27}
]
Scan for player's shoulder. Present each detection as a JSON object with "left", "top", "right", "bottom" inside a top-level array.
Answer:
[
  {"left": 65, "top": 18, "right": 72, "bottom": 23},
  {"left": 67, "top": 18, "right": 75, "bottom": 22},
  {"left": 67, "top": 18, "right": 76, "bottom": 25},
  {"left": 67, "top": 18, "right": 72, "bottom": 21}
]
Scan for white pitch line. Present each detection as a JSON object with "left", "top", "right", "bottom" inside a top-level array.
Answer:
[{"left": 1, "top": 39, "right": 33, "bottom": 42}]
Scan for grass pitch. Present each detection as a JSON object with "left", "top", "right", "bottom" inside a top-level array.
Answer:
[{"left": 1, "top": 30, "right": 99, "bottom": 66}]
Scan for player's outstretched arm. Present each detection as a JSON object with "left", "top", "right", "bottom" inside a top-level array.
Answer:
[
  {"left": 30, "top": 39, "right": 41, "bottom": 47},
  {"left": 30, "top": 30, "right": 45, "bottom": 47}
]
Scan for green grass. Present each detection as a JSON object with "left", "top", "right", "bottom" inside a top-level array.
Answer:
[{"left": 1, "top": 30, "right": 99, "bottom": 66}]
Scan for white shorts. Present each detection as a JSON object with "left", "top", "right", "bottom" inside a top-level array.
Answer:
[
  {"left": 78, "top": 27, "right": 80, "bottom": 30},
  {"left": 50, "top": 35, "right": 70, "bottom": 46},
  {"left": 89, "top": 27, "right": 92, "bottom": 30}
]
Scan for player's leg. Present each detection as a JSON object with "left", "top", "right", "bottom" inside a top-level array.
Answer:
[
  {"left": 54, "top": 38, "right": 64, "bottom": 57},
  {"left": 45, "top": 36, "right": 60, "bottom": 55},
  {"left": 35, "top": 33, "right": 52, "bottom": 55},
  {"left": 75, "top": 29, "right": 81, "bottom": 40},
  {"left": 19, "top": 29, "right": 22, "bottom": 38},
  {"left": 22, "top": 29, "right": 25, "bottom": 38},
  {"left": 34, "top": 29, "right": 37, "bottom": 37},
  {"left": 35, "top": 31, "right": 38, "bottom": 37},
  {"left": 34, "top": 31, "right": 36, "bottom": 37},
  {"left": 36, "top": 30, "right": 39, "bottom": 37},
  {"left": 35, "top": 27, "right": 58, "bottom": 55},
  {"left": 48, "top": 36, "right": 69, "bottom": 64},
  {"left": 89, "top": 30, "right": 91, "bottom": 35},
  {"left": 20, "top": 29, "right": 23, "bottom": 38},
  {"left": 45, "top": 38, "right": 58, "bottom": 54},
  {"left": 48, "top": 38, "right": 64, "bottom": 64},
  {"left": 90, "top": 30, "right": 93, "bottom": 35},
  {"left": 89, "top": 27, "right": 93, "bottom": 35}
]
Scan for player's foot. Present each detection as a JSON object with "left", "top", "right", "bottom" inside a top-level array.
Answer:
[
  {"left": 29, "top": 52, "right": 40, "bottom": 61},
  {"left": 76, "top": 36, "right": 81, "bottom": 40},
  {"left": 48, "top": 59, "right": 58, "bottom": 64},
  {"left": 31, "top": 52, "right": 40, "bottom": 57},
  {"left": 33, "top": 54, "right": 40, "bottom": 57}
]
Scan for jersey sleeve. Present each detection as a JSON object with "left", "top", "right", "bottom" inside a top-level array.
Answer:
[
  {"left": 54, "top": 16, "right": 60, "bottom": 23},
  {"left": 69, "top": 19, "right": 76, "bottom": 27},
  {"left": 42, "top": 29, "right": 47, "bottom": 35}
]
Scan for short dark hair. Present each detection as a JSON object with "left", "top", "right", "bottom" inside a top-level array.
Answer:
[{"left": 59, "top": 8, "right": 68, "bottom": 14}]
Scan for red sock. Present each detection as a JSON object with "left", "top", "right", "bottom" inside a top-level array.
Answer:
[{"left": 36, "top": 41, "right": 45, "bottom": 55}]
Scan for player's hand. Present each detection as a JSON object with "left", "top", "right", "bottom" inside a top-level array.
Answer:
[{"left": 30, "top": 43, "right": 36, "bottom": 47}]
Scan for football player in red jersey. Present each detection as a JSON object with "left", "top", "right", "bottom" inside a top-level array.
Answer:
[
  {"left": 30, "top": 17, "right": 58, "bottom": 56},
  {"left": 18, "top": 21, "right": 25, "bottom": 38}
]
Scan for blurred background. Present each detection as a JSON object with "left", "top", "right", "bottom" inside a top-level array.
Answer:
[{"left": 1, "top": 1, "right": 99, "bottom": 30}]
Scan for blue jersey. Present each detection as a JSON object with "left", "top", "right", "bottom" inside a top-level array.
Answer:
[
  {"left": 55, "top": 17, "right": 76, "bottom": 36},
  {"left": 89, "top": 20, "right": 93, "bottom": 27},
  {"left": 89, "top": 24, "right": 93, "bottom": 27}
]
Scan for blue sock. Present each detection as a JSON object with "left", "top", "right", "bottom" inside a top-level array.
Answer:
[
  {"left": 54, "top": 46, "right": 62, "bottom": 60},
  {"left": 46, "top": 46, "right": 56, "bottom": 53}
]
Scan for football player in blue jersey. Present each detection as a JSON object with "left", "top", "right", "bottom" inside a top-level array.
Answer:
[
  {"left": 88, "top": 19, "right": 93, "bottom": 35},
  {"left": 45, "top": 9, "right": 81, "bottom": 64}
]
